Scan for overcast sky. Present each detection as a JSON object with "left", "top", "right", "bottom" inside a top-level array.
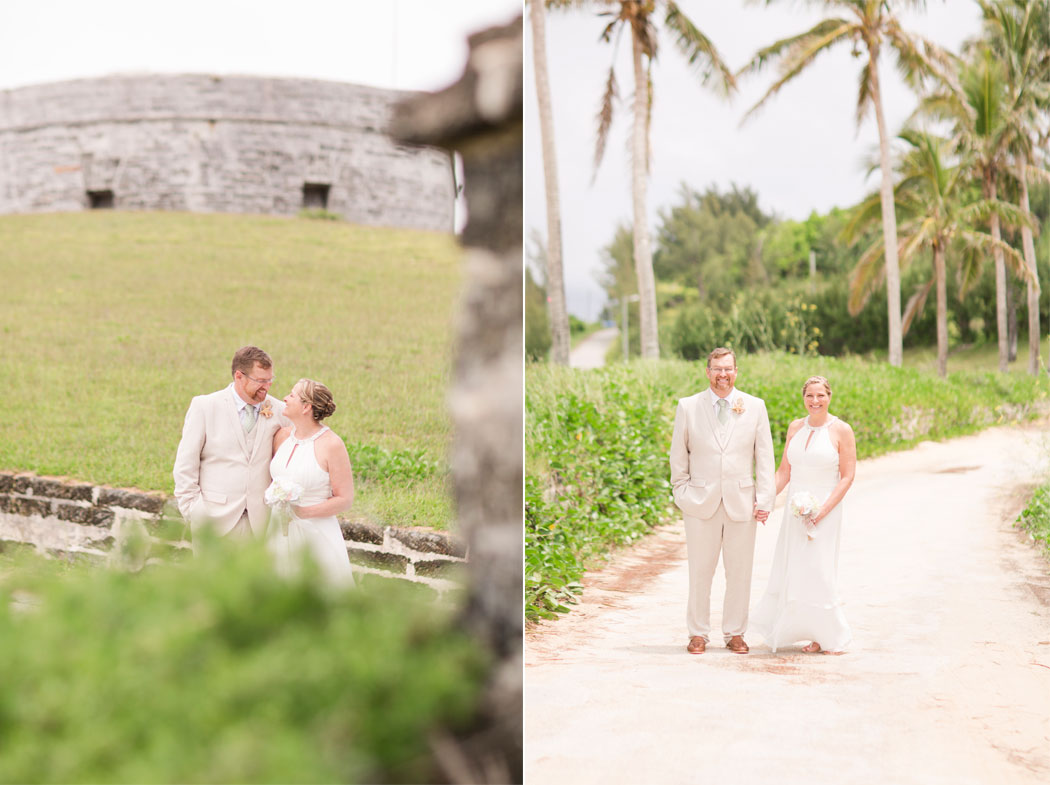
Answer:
[
  {"left": 0, "top": 1, "right": 522, "bottom": 93},
  {"left": 524, "top": 1, "right": 985, "bottom": 321}
]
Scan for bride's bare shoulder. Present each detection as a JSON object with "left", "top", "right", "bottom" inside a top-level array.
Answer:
[
  {"left": 831, "top": 417, "right": 855, "bottom": 436},
  {"left": 785, "top": 418, "right": 806, "bottom": 437},
  {"left": 273, "top": 426, "right": 292, "bottom": 448}
]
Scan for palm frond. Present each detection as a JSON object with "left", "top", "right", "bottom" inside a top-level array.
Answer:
[
  {"left": 840, "top": 190, "right": 883, "bottom": 244},
  {"left": 957, "top": 197, "right": 1032, "bottom": 231},
  {"left": 664, "top": 1, "right": 736, "bottom": 95},
  {"left": 902, "top": 277, "right": 935, "bottom": 337},
  {"left": 956, "top": 246, "right": 982, "bottom": 299},
  {"left": 739, "top": 18, "right": 855, "bottom": 124},
  {"left": 958, "top": 227, "right": 1034, "bottom": 281},
  {"left": 1024, "top": 165, "right": 1050, "bottom": 185},
  {"left": 855, "top": 59, "right": 873, "bottom": 126},
  {"left": 592, "top": 66, "right": 619, "bottom": 179},
  {"left": 847, "top": 238, "right": 887, "bottom": 315}
]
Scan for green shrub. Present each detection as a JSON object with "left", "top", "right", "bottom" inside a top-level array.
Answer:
[
  {"left": 0, "top": 539, "right": 487, "bottom": 783},
  {"left": 525, "top": 353, "right": 1050, "bottom": 621},
  {"left": 1017, "top": 482, "right": 1050, "bottom": 557}
]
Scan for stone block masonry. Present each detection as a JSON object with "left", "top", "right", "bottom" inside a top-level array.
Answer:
[
  {"left": 0, "top": 74, "right": 454, "bottom": 232},
  {"left": 0, "top": 471, "right": 467, "bottom": 593}
]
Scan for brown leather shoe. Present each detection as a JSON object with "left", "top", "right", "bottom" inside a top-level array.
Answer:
[
  {"left": 687, "top": 636, "right": 707, "bottom": 654},
  {"left": 726, "top": 635, "right": 749, "bottom": 654}
]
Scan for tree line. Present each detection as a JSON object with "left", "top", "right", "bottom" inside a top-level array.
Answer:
[{"left": 528, "top": 0, "right": 1050, "bottom": 376}]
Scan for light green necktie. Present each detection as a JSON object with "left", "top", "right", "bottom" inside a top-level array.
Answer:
[
  {"left": 716, "top": 398, "right": 729, "bottom": 426},
  {"left": 243, "top": 404, "right": 257, "bottom": 432}
]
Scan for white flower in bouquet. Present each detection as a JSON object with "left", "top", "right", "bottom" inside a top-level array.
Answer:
[
  {"left": 265, "top": 477, "right": 303, "bottom": 536},
  {"left": 789, "top": 491, "right": 822, "bottom": 540}
]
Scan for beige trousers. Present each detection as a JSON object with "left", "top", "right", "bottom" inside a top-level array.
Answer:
[
  {"left": 684, "top": 501, "right": 758, "bottom": 642},
  {"left": 192, "top": 511, "right": 254, "bottom": 556}
]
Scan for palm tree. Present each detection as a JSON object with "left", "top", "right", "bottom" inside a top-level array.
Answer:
[
  {"left": 585, "top": 1, "right": 736, "bottom": 359},
  {"left": 972, "top": 0, "right": 1050, "bottom": 374},
  {"left": 529, "top": 0, "right": 572, "bottom": 365},
  {"left": 738, "top": 0, "right": 952, "bottom": 368},
  {"left": 844, "top": 129, "right": 1031, "bottom": 377},
  {"left": 919, "top": 47, "right": 1020, "bottom": 371}
]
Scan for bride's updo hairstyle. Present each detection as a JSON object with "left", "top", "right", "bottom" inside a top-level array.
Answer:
[
  {"left": 802, "top": 376, "right": 832, "bottom": 397},
  {"left": 296, "top": 378, "right": 337, "bottom": 421}
]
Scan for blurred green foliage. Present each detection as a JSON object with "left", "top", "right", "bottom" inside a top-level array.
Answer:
[
  {"left": 0, "top": 538, "right": 487, "bottom": 783},
  {"left": 525, "top": 354, "right": 1049, "bottom": 620}
]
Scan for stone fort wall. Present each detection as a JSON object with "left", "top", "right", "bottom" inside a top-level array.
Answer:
[
  {"left": 0, "top": 74, "right": 454, "bottom": 232},
  {"left": 0, "top": 471, "right": 467, "bottom": 594}
]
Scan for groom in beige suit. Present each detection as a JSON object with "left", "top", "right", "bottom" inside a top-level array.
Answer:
[
  {"left": 174, "top": 346, "right": 288, "bottom": 546},
  {"left": 670, "top": 347, "right": 775, "bottom": 654}
]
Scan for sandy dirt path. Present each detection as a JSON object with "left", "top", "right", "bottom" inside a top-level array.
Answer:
[
  {"left": 525, "top": 423, "right": 1050, "bottom": 785},
  {"left": 569, "top": 328, "right": 619, "bottom": 369}
]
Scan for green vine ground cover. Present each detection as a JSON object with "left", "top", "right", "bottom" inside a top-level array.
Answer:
[
  {"left": 526, "top": 353, "right": 1050, "bottom": 621},
  {"left": 0, "top": 212, "right": 461, "bottom": 529}
]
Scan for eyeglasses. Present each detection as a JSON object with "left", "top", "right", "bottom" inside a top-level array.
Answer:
[{"left": 242, "top": 373, "right": 275, "bottom": 386}]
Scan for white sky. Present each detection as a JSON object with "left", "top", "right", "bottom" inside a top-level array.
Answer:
[
  {"left": 0, "top": 1, "right": 523, "bottom": 93},
  {"left": 524, "top": 1, "right": 984, "bottom": 320}
]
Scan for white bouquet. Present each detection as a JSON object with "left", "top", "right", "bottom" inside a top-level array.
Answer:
[
  {"left": 264, "top": 477, "right": 303, "bottom": 536},
  {"left": 789, "top": 491, "right": 822, "bottom": 540}
]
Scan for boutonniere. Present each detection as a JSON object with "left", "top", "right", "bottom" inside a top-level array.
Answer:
[
  {"left": 260, "top": 402, "right": 274, "bottom": 419},
  {"left": 730, "top": 397, "right": 746, "bottom": 416}
]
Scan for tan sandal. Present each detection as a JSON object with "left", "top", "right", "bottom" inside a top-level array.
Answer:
[{"left": 801, "top": 642, "right": 821, "bottom": 653}]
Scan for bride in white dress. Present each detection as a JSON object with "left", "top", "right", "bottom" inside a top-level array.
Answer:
[
  {"left": 751, "top": 375, "right": 856, "bottom": 654},
  {"left": 265, "top": 378, "right": 356, "bottom": 587}
]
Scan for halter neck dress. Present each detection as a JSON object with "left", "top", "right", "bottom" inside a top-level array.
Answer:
[
  {"left": 751, "top": 416, "right": 851, "bottom": 652},
  {"left": 266, "top": 425, "right": 355, "bottom": 588}
]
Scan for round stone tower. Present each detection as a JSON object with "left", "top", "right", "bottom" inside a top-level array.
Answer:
[{"left": 0, "top": 73, "right": 454, "bottom": 232}]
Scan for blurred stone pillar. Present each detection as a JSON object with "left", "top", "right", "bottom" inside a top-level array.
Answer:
[{"left": 392, "top": 14, "right": 522, "bottom": 784}]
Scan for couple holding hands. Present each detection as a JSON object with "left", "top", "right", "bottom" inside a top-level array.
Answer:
[
  {"left": 670, "top": 347, "right": 856, "bottom": 656},
  {"left": 172, "top": 345, "right": 356, "bottom": 587}
]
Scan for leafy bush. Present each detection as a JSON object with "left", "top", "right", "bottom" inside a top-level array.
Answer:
[
  {"left": 525, "top": 268, "right": 551, "bottom": 362},
  {"left": 669, "top": 290, "right": 821, "bottom": 359},
  {"left": 0, "top": 539, "right": 487, "bottom": 783},
  {"left": 1017, "top": 482, "right": 1050, "bottom": 557},
  {"left": 525, "top": 363, "right": 677, "bottom": 618},
  {"left": 525, "top": 353, "right": 1050, "bottom": 621}
]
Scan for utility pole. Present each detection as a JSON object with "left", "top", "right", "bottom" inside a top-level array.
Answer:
[{"left": 618, "top": 294, "right": 641, "bottom": 362}]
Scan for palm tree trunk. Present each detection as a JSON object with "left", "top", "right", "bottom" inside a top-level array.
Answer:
[
  {"left": 868, "top": 55, "right": 903, "bottom": 367},
  {"left": 1018, "top": 162, "right": 1041, "bottom": 375},
  {"left": 987, "top": 174, "right": 1009, "bottom": 372},
  {"left": 630, "top": 29, "right": 659, "bottom": 359},
  {"left": 529, "top": 1, "right": 570, "bottom": 366},
  {"left": 935, "top": 244, "right": 948, "bottom": 378}
]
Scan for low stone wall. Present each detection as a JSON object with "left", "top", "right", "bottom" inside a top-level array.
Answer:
[{"left": 0, "top": 471, "right": 467, "bottom": 593}]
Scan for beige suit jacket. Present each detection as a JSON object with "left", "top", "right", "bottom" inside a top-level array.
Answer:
[
  {"left": 173, "top": 384, "right": 288, "bottom": 537},
  {"left": 669, "top": 388, "right": 776, "bottom": 522}
]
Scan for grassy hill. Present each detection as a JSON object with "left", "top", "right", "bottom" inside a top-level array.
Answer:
[{"left": 0, "top": 211, "right": 463, "bottom": 529}]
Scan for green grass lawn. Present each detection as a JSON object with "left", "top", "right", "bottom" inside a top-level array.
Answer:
[
  {"left": 865, "top": 338, "right": 1048, "bottom": 375},
  {"left": 0, "top": 211, "right": 463, "bottom": 529}
]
